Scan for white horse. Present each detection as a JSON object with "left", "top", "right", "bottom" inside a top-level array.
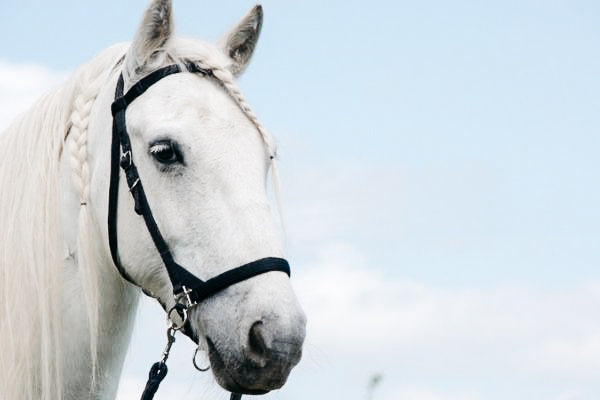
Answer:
[{"left": 0, "top": 1, "right": 306, "bottom": 399}]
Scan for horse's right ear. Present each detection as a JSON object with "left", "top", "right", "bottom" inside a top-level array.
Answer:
[{"left": 124, "top": 0, "right": 174, "bottom": 83}]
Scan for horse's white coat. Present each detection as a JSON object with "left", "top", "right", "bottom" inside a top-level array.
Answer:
[{"left": 0, "top": 2, "right": 305, "bottom": 399}]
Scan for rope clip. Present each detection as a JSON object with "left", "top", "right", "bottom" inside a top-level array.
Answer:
[{"left": 160, "top": 327, "right": 177, "bottom": 364}]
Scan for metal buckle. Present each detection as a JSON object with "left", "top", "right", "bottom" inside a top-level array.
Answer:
[
  {"left": 167, "top": 286, "right": 197, "bottom": 331},
  {"left": 175, "top": 285, "right": 197, "bottom": 308},
  {"left": 120, "top": 150, "right": 132, "bottom": 169}
]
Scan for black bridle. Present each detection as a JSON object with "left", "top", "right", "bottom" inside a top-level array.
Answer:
[{"left": 108, "top": 62, "right": 290, "bottom": 400}]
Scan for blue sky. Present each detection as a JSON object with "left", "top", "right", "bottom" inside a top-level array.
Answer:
[{"left": 2, "top": 1, "right": 600, "bottom": 399}]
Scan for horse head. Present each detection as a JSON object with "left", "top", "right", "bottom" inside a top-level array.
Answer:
[{"left": 86, "top": 0, "right": 306, "bottom": 394}]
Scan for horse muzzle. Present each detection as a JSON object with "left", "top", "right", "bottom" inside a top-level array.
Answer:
[{"left": 205, "top": 306, "right": 306, "bottom": 394}]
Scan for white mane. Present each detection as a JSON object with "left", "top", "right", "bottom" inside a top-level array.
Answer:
[
  {"left": 0, "top": 44, "right": 126, "bottom": 400},
  {"left": 0, "top": 37, "right": 282, "bottom": 400}
]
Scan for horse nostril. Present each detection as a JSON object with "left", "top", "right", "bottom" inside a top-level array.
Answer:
[{"left": 247, "top": 321, "right": 268, "bottom": 367}]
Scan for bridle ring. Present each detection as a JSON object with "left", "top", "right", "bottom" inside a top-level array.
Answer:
[
  {"left": 167, "top": 305, "right": 188, "bottom": 330},
  {"left": 193, "top": 347, "right": 211, "bottom": 372}
]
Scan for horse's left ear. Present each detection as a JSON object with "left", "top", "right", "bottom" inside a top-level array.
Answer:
[
  {"left": 125, "top": 0, "right": 174, "bottom": 81},
  {"left": 219, "top": 5, "right": 263, "bottom": 76}
]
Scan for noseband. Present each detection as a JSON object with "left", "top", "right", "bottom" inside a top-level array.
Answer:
[{"left": 108, "top": 62, "right": 290, "bottom": 400}]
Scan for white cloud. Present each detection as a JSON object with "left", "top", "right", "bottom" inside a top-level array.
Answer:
[
  {"left": 275, "top": 153, "right": 600, "bottom": 398},
  {"left": 554, "top": 389, "right": 585, "bottom": 400},
  {"left": 382, "top": 386, "right": 481, "bottom": 400},
  {"left": 290, "top": 243, "right": 600, "bottom": 398},
  {"left": 0, "top": 60, "right": 68, "bottom": 132}
]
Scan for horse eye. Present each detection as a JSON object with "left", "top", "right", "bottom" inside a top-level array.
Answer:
[{"left": 149, "top": 140, "right": 183, "bottom": 165}]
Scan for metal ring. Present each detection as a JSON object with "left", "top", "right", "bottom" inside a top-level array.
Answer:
[
  {"left": 193, "top": 347, "right": 210, "bottom": 372},
  {"left": 167, "top": 305, "right": 187, "bottom": 331}
]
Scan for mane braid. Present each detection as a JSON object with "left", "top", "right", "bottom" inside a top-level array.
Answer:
[
  {"left": 198, "top": 63, "right": 285, "bottom": 229},
  {"left": 67, "top": 65, "right": 112, "bottom": 390}
]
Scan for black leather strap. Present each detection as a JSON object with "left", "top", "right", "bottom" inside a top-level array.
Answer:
[
  {"left": 107, "top": 73, "right": 137, "bottom": 285},
  {"left": 111, "top": 63, "right": 211, "bottom": 117},
  {"left": 186, "top": 258, "right": 290, "bottom": 304},
  {"left": 140, "top": 362, "right": 168, "bottom": 400}
]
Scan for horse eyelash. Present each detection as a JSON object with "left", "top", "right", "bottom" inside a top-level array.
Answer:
[
  {"left": 149, "top": 140, "right": 186, "bottom": 171},
  {"left": 149, "top": 142, "right": 172, "bottom": 154}
]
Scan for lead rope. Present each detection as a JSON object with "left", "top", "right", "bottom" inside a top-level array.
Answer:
[
  {"left": 140, "top": 306, "right": 243, "bottom": 400},
  {"left": 140, "top": 327, "right": 174, "bottom": 400}
]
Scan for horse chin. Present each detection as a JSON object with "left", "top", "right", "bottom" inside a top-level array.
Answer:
[{"left": 206, "top": 336, "right": 295, "bottom": 394}]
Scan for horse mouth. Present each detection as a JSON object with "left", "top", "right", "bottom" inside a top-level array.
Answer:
[{"left": 206, "top": 337, "right": 271, "bottom": 395}]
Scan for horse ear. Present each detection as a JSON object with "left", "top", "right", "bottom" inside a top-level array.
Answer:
[
  {"left": 219, "top": 5, "right": 263, "bottom": 76},
  {"left": 125, "top": 0, "right": 173, "bottom": 80}
]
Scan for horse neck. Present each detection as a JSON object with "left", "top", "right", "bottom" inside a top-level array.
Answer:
[{"left": 59, "top": 183, "right": 140, "bottom": 400}]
